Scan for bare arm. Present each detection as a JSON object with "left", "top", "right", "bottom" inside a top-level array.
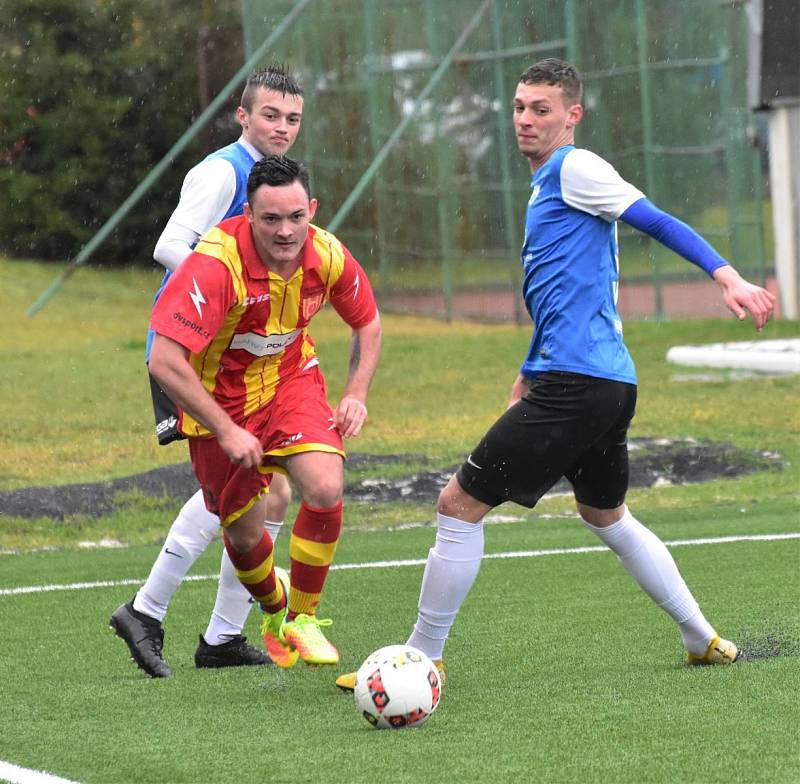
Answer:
[
  {"left": 149, "top": 333, "right": 264, "bottom": 467},
  {"left": 712, "top": 265, "right": 776, "bottom": 331},
  {"left": 507, "top": 373, "right": 530, "bottom": 408},
  {"left": 332, "top": 313, "right": 382, "bottom": 438}
]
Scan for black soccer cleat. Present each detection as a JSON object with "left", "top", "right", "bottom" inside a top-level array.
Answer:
[
  {"left": 109, "top": 598, "right": 172, "bottom": 678},
  {"left": 194, "top": 634, "right": 271, "bottom": 669}
]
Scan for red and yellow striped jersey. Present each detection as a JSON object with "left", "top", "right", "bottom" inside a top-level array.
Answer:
[{"left": 150, "top": 214, "right": 377, "bottom": 436}]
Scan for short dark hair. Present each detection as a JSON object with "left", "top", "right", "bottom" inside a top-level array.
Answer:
[
  {"left": 247, "top": 155, "right": 311, "bottom": 202},
  {"left": 240, "top": 64, "right": 304, "bottom": 111},
  {"left": 519, "top": 58, "right": 583, "bottom": 105}
]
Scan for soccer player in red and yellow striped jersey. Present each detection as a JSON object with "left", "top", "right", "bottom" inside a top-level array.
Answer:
[{"left": 149, "top": 155, "right": 381, "bottom": 667}]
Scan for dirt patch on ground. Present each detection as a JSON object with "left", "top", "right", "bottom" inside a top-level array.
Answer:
[
  {"left": 736, "top": 628, "right": 800, "bottom": 662},
  {"left": 0, "top": 438, "right": 782, "bottom": 520},
  {"left": 345, "top": 437, "right": 783, "bottom": 503}
]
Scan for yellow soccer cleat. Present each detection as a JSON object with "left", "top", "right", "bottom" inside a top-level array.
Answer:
[
  {"left": 687, "top": 635, "right": 739, "bottom": 665},
  {"left": 282, "top": 613, "right": 340, "bottom": 665},
  {"left": 259, "top": 567, "right": 299, "bottom": 669},
  {"left": 336, "top": 657, "right": 446, "bottom": 693}
]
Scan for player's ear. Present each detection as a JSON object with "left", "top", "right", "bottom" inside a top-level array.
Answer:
[
  {"left": 244, "top": 201, "right": 254, "bottom": 223},
  {"left": 236, "top": 105, "right": 249, "bottom": 130},
  {"left": 566, "top": 103, "right": 583, "bottom": 128},
  {"left": 308, "top": 198, "right": 318, "bottom": 221}
]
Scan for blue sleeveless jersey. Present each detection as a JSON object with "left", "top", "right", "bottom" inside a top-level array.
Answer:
[
  {"left": 146, "top": 142, "right": 257, "bottom": 360},
  {"left": 519, "top": 145, "right": 637, "bottom": 385}
]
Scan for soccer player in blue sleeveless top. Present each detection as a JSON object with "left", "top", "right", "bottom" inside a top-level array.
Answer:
[
  {"left": 337, "top": 58, "right": 775, "bottom": 690},
  {"left": 111, "top": 66, "right": 303, "bottom": 677}
]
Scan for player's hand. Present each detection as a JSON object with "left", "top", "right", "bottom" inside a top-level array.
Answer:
[
  {"left": 333, "top": 395, "right": 368, "bottom": 438},
  {"left": 218, "top": 424, "right": 264, "bottom": 469},
  {"left": 713, "top": 266, "right": 776, "bottom": 331}
]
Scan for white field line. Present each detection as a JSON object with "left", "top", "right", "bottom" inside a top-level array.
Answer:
[
  {"left": 0, "top": 760, "right": 79, "bottom": 784},
  {"left": 0, "top": 531, "right": 797, "bottom": 784},
  {"left": 1, "top": 532, "right": 798, "bottom": 598}
]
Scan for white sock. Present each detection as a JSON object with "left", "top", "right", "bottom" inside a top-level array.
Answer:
[
  {"left": 204, "top": 520, "right": 285, "bottom": 646},
  {"left": 264, "top": 519, "right": 283, "bottom": 544},
  {"left": 134, "top": 490, "right": 219, "bottom": 622},
  {"left": 406, "top": 513, "right": 484, "bottom": 660},
  {"left": 582, "top": 506, "right": 715, "bottom": 655}
]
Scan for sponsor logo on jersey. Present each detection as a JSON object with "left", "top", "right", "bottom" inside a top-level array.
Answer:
[
  {"left": 172, "top": 312, "right": 211, "bottom": 340},
  {"left": 229, "top": 328, "right": 301, "bottom": 357},
  {"left": 189, "top": 277, "right": 206, "bottom": 319},
  {"left": 244, "top": 293, "right": 270, "bottom": 306}
]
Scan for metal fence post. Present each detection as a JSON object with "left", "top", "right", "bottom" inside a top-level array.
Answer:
[{"left": 635, "top": 0, "right": 662, "bottom": 321}]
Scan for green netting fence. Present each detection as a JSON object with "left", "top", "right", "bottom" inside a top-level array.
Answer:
[{"left": 240, "top": 0, "right": 767, "bottom": 322}]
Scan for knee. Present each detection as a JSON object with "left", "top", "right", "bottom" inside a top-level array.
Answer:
[
  {"left": 224, "top": 522, "right": 263, "bottom": 553},
  {"left": 577, "top": 501, "right": 626, "bottom": 527},
  {"left": 173, "top": 490, "right": 220, "bottom": 546},
  {"left": 437, "top": 475, "right": 490, "bottom": 523},
  {"left": 300, "top": 478, "right": 342, "bottom": 510}
]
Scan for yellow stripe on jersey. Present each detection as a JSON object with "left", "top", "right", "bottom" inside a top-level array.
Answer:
[
  {"left": 299, "top": 333, "right": 316, "bottom": 366},
  {"left": 289, "top": 534, "right": 339, "bottom": 567},
  {"left": 242, "top": 356, "right": 281, "bottom": 418},
  {"left": 310, "top": 226, "right": 346, "bottom": 289},
  {"left": 240, "top": 269, "right": 305, "bottom": 417},
  {"left": 270, "top": 269, "right": 302, "bottom": 333},
  {"left": 182, "top": 230, "right": 249, "bottom": 436}
]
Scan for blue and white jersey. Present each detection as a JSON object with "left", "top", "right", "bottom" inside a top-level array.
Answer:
[
  {"left": 146, "top": 141, "right": 258, "bottom": 360},
  {"left": 520, "top": 145, "right": 644, "bottom": 385},
  {"left": 202, "top": 141, "right": 258, "bottom": 222}
]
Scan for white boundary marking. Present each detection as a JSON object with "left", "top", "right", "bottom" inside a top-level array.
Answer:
[
  {"left": 0, "top": 760, "right": 79, "bottom": 784},
  {"left": 1, "top": 532, "right": 797, "bottom": 598},
  {"left": 0, "top": 530, "right": 797, "bottom": 784}
]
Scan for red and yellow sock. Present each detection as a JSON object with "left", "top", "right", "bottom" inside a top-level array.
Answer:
[
  {"left": 223, "top": 530, "right": 285, "bottom": 614},
  {"left": 288, "top": 500, "right": 342, "bottom": 619}
]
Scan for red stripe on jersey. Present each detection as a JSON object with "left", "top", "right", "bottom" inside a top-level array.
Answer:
[{"left": 150, "top": 216, "right": 377, "bottom": 436}]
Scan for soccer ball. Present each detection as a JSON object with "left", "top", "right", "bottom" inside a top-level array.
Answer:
[{"left": 353, "top": 644, "right": 442, "bottom": 729}]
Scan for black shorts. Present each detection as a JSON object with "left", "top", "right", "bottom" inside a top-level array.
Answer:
[
  {"left": 148, "top": 370, "right": 185, "bottom": 446},
  {"left": 456, "top": 372, "right": 637, "bottom": 510}
]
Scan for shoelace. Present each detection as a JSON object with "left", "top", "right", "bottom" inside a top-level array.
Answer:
[
  {"left": 289, "top": 614, "right": 333, "bottom": 644},
  {"left": 146, "top": 628, "right": 165, "bottom": 654}
]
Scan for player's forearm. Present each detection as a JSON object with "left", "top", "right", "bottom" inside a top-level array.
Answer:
[
  {"left": 149, "top": 337, "right": 237, "bottom": 438},
  {"left": 621, "top": 198, "right": 728, "bottom": 277},
  {"left": 153, "top": 223, "right": 201, "bottom": 272},
  {"left": 342, "top": 314, "right": 382, "bottom": 402},
  {"left": 153, "top": 237, "right": 193, "bottom": 272}
]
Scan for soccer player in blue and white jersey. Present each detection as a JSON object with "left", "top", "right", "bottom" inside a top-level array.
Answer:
[
  {"left": 110, "top": 66, "right": 303, "bottom": 678},
  {"left": 336, "top": 58, "right": 775, "bottom": 690}
]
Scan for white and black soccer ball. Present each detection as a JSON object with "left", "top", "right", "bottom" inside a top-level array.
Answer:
[{"left": 353, "top": 644, "right": 442, "bottom": 729}]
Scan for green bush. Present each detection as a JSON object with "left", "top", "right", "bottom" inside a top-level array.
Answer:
[{"left": 0, "top": 0, "right": 240, "bottom": 263}]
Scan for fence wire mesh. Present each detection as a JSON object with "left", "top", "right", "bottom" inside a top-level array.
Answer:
[{"left": 241, "top": 0, "right": 768, "bottom": 321}]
